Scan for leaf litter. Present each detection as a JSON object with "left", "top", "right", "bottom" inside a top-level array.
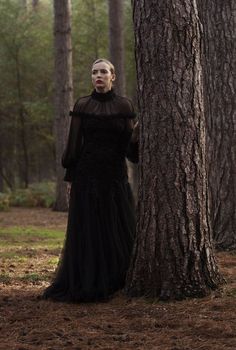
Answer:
[{"left": 0, "top": 207, "right": 235, "bottom": 350}]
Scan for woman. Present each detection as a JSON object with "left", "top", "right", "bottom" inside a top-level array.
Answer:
[{"left": 42, "top": 58, "right": 139, "bottom": 302}]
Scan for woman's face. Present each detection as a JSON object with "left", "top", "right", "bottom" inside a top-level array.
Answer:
[{"left": 91, "top": 62, "right": 115, "bottom": 93}]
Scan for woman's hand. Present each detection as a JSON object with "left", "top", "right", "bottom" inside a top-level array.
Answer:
[
  {"left": 131, "top": 121, "right": 139, "bottom": 143},
  {"left": 66, "top": 182, "right": 71, "bottom": 204}
]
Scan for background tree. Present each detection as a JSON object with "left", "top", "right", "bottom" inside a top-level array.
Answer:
[
  {"left": 32, "top": 0, "right": 39, "bottom": 9},
  {"left": 198, "top": 0, "right": 236, "bottom": 250},
  {"left": 53, "top": 0, "right": 73, "bottom": 211},
  {"left": 0, "top": 116, "right": 3, "bottom": 191},
  {"left": 0, "top": 0, "right": 136, "bottom": 199},
  {"left": 125, "top": 0, "right": 222, "bottom": 300},
  {"left": 107, "top": 0, "right": 138, "bottom": 198},
  {"left": 71, "top": 0, "right": 109, "bottom": 95},
  {"left": 108, "top": 0, "right": 125, "bottom": 95},
  {"left": 21, "top": 0, "right": 28, "bottom": 9},
  {"left": 0, "top": 0, "right": 54, "bottom": 189}
]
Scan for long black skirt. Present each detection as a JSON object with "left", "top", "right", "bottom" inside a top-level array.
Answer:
[{"left": 42, "top": 177, "right": 136, "bottom": 302}]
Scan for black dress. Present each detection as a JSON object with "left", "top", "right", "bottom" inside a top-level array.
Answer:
[{"left": 43, "top": 89, "right": 138, "bottom": 302}]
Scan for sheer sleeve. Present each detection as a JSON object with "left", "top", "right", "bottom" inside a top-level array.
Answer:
[
  {"left": 62, "top": 102, "right": 83, "bottom": 182},
  {"left": 125, "top": 100, "right": 139, "bottom": 164}
]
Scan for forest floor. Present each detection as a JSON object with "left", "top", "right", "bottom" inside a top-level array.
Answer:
[{"left": 0, "top": 207, "right": 235, "bottom": 350}]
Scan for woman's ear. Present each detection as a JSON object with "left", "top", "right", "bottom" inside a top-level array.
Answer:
[{"left": 111, "top": 73, "right": 116, "bottom": 81}]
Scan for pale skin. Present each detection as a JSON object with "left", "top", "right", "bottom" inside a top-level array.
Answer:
[
  {"left": 67, "top": 61, "right": 139, "bottom": 197},
  {"left": 91, "top": 61, "right": 115, "bottom": 93}
]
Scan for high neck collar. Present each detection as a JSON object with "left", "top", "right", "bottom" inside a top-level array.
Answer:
[{"left": 91, "top": 88, "right": 115, "bottom": 102}]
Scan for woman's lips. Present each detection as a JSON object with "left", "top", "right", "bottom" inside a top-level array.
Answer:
[{"left": 96, "top": 80, "right": 103, "bottom": 84}]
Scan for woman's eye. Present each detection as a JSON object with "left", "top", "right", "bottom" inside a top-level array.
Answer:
[{"left": 92, "top": 69, "right": 108, "bottom": 75}]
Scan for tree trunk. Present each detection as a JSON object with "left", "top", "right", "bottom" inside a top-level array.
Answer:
[
  {"left": 0, "top": 116, "right": 3, "bottom": 192},
  {"left": 108, "top": 0, "right": 125, "bottom": 95},
  {"left": 125, "top": 0, "right": 223, "bottom": 300},
  {"left": 53, "top": 0, "right": 73, "bottom": 211},
  {"left": 108, "top": 0, "right": 136, "bottom": 199},
  {"left": 18, "top": 107, "right": 29, "bottom": 188},
  {"left": 85, "top": 0, "right": 99, "bottom": 59},
  {"left": 198, "top": 0, "right": 236, "bottom": 250},
  {"left": 21, "top": 0, "right": 27, "bottom": 6},
  {"left": 16, "top": 52, "right": 29, "bottom": 188},
  {"left": 32, "top": 0, "right": 39, "bottom": 9}
]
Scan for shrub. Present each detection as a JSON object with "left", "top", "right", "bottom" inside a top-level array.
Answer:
[
  {"left": 9, "top": 182, "right": 55, "bottom": 208},
  {"left": 0, "top": 192, "right": 10, "bottom": 211},
  {"left": 29, "top": 182, "right": 56, "bottom": 208}
]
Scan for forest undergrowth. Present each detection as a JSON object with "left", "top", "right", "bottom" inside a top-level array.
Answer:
[{"left": 0, "top": 208, "right": 235, "bottom": 350}]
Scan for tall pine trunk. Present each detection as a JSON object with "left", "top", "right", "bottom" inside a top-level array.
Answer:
[
  {"left": 198, "top": 0, "right": 236, "bottom": 250},
  {"left": 0, "top": 116, "right": 3, "bottom": 192},
  {"left": 108, "top": 0, "right": 125, "bottom": 95},
  {"left": 125, "top": 0, "right": 222, "bottom": 300},
  {"left": 21, "top": 0, "right": 27, "bottom": 8},
  {"left": 53, "top": 0, "right": 73, "bottom": 211},
  {"left": 16, "top": 52, "right": 29, "bottom": 188},
  {"left": 108, "top": 0, "right": 138, "bottom": 199},
  {"left": 32, "top": 0, "right": 39, "bottom": 9}
]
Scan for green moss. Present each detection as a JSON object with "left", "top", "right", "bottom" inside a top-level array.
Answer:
[
  {"left": 0, "top": 227, "right": 64, "bottom": 257},
  {"left": 0, "top": 226, "right": 64, "bottom": 239},
  {"left": 19, "top": 273, "right": 49, "bottom": 283},
  {"left": 0, "top": 273, "right": 11, "bottom": 284},
  {"left": 47, "top": 257, "right": 59, "bottom": 265}
]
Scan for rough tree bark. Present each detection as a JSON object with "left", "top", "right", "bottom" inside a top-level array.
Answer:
[
  {"left": 53, "top": 0, "right": 73, "bottom": 211},
  {"left": 108, "top": 0, "right": 125, "bottom": 95},
  {"left": 125, "top": 0, "right": 222, "bottom": 300},
  {"left": 198, "top": 0, "right": 236, "bottom": 250}
]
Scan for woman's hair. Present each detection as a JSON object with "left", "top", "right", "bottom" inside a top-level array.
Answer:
[{"left": 92, "top": 58, "right": 115, "bottom": 74}]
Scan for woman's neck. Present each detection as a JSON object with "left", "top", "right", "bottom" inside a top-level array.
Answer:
[
  {"left": 91, "top": 88, "right": 115, "bottom": 101},
  {"left": 95, "top": 87, "right": 112, "bottom": 93}
]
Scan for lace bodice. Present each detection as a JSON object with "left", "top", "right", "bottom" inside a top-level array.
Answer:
[{"left": 62, "top": 89, "right": 138, "bottom": 182}]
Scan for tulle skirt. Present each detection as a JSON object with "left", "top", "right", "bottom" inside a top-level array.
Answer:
[{"left": 42, "top": 176, "right": 136, "bottom": 302}]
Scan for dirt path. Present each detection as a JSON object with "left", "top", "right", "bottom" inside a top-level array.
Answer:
[{"left": 0, "top": 208, "right": 235, "bottom": 350}]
